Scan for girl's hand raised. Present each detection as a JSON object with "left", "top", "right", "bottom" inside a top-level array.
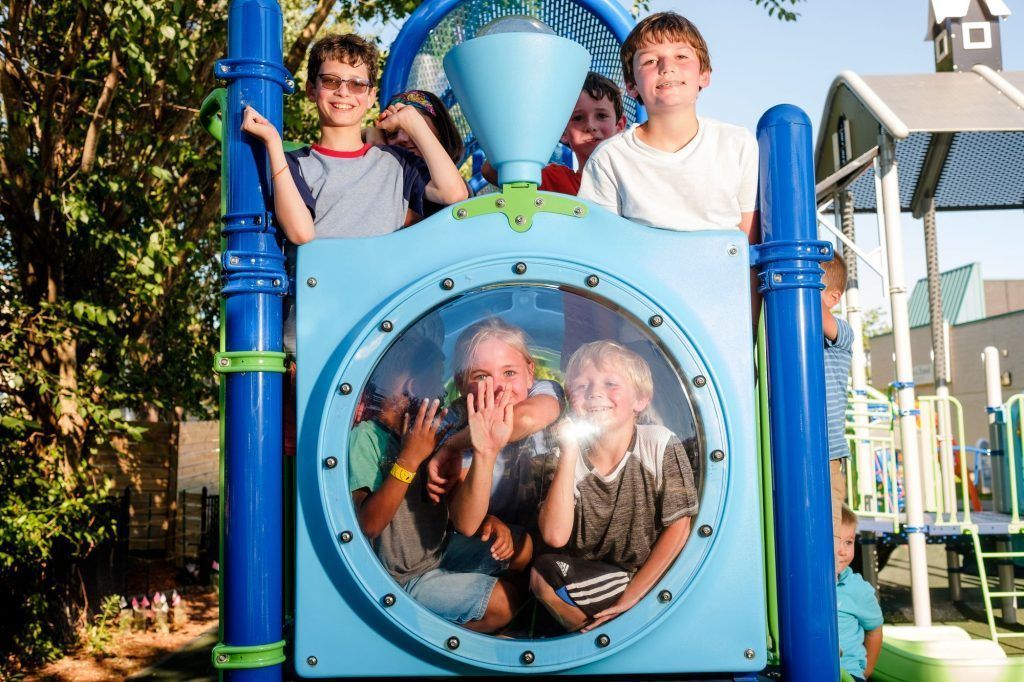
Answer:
[{"left": 467, "top": 377, "right": 513, "bottom": 459}]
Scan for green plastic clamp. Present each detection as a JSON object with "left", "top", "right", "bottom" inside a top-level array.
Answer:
[
  {"left": 211, "top": 639, "right": 286, "bottom": 670},
  {"left": 213, "top": 350, "right": 287, "bottom": 374},
  {"left": 452, "top": 182, "right": 587, "bottom": 232},
  {"left": 199, "top": 87, "right": 306, "bottom": 152}
]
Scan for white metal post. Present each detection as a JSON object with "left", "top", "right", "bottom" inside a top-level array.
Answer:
[
  {"left": 982, "top": 346, "right": 1017, "bottom": 622},
  {"left": 878, "top": 131, "right": 932, "bottom": 625}
]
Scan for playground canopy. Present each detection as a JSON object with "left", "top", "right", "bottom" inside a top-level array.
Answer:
[{"left": 814, "top": 68, "right": 1024, "bottom": 216}]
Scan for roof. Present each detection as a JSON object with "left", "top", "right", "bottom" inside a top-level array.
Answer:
[
  {"left": 907, "top": 262, "right": 987, "bottom": 327},
  {"left": 814, "top": 67, "right": 1024, "bottom": 215}
]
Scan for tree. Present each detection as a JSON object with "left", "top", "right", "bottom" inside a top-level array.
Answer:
[{"left": 0, "top": 0, "right": 415, "bottom": 671}]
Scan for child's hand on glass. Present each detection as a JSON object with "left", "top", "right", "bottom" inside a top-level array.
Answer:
[
  {"left": 399, "top": 398, "right": 446, "bottom": 469},
  {"left": 240, "top": 106, "right": 281, "bottom": 145},
  {"left": 425, "top": 445, "right": 462, "bottom": 503},
  {"left": 467, "top": 377, "right": 514, "bottom": 459},
  {"left": 479, "top": 515, "right": 514, "bottom": 561}
]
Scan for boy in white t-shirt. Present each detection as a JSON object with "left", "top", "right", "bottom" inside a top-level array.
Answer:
[{"left": 578, "top": 12, "right": 759, "bottom": 239}]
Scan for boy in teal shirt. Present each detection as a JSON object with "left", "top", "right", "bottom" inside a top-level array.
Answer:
[{"left": 836, "top": 504, "right": 883, "bottom": 680}]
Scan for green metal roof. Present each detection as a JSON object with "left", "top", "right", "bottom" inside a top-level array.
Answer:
[{"left": 907, "top": 262, "right": 986, "bottom": 328}]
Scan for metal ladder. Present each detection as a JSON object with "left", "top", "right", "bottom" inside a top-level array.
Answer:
[{"left": 969, "top": 393, "right": 1024, "bottom": 643}]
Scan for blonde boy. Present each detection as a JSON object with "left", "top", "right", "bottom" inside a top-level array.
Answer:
[
  {"left": 578, "top": 12, "right": 758, "bottom": 239},
  {"left": 836, "top": 504, "right": 883, "bottom": 681},
  {"left": 531, "top": 341, "right": 698, "bottom": 631}
]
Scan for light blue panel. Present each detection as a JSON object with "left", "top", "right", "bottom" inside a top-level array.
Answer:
[
  {"left": 444, "top": 32, "right": 589, "bottom": 185},
  {"left": 293, "top": 202, "right": 765, "bottom": 677}
]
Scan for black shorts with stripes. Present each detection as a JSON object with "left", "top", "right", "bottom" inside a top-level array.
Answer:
[{"left": 532, "top": 554, "right": 629, "bottom": 618}]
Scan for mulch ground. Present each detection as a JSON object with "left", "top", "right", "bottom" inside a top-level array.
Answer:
[{"left": 22, "top": 590, "right": 218, "bottom": 682}]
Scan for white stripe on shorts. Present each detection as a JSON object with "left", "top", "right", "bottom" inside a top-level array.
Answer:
[
  {"left": 563, "top": 570, "right": 630, "bottom": 591},
  {"left": 571, "top": 579, "right": 629, "bottom": 605}
]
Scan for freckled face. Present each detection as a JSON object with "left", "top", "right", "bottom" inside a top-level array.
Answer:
[
  {"left": 307, "top": 58, "right": 375, "bottom": 129},
  {"left": 462, "top": 338, "right": 534, "bottom": 406},
  {"left": 568, "top": 361, "right": 649, "bottom": 432},
  {"left": 629, "top": 39, "right": 709, "bottom": 111}
]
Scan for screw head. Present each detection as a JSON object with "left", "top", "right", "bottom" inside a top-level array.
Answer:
[
  {"left": 521, "top": 651, "right": 535, "bottom": 665},
  {"left": 711, "top": 449, "right": 725, "bottom": 462},
  {"left": 820, "top": 246, "right": 830, "bottom": 255},
  {"left": 534, "top": 197, "right": 544, "bottom": 207},
  {"left": 382, "top": 593, "right": 396, "bottom": 607},
  {"left": 324, "top": 456, "right": 338, "bottom": 469},
  {"left": 658, "top": 589, "right": 672, "bottom": 603},
  {"left": 219, "top": 63, "right": 229, "bottom": 73},
  {"left": 216, "top": 653, "right": 229, "bottom": 664},
  {"left": 513, "top": 262, "right": 527, "bottom": 275},
  {"left": 744, "top": 648, "right": 756, "bottom": 660},
  {"left": 572, "top": 205, "right": 584, "bottom": 216},
  {"left": 339, "top": 530, "right": 353, "bottom": 543},
  {"left": 446, "top": 636, "right": 460, "bottom": 650},
  {"left": 285, "top": 79, "right": 295, "bottom": 90},
  {"left": 219, "top": 358, "right": 230, "bottom": 367},
  {"left": 339, "top": 382, "right": 352, "bottom": 395},
  {"left": 456, "top": 208, "right": 468, "bottom": 219},
  {"left": 699, "top": 524, "right": 713, "bottom": 537},
  {"left": 441, "top": 278, "right": 455, "bottom": 290},
  {"left": 514, "top": 214, "right": 526, "bottom": 225},
  {"left": 694, "top": 375, "right": 707, "bottom": 387},
  {"left": 772, "top": 273, "right": 783, "bottom": 283},
  {"left": 272, "top": 279, "right": 281, "bottom": 287},
  {"left": 306, "top": 277, "right": 317, "bottom": 288},
  {"left": 495, "top": 198, "right": 506, "bottom": 208},
  {"left": 380, "top": 320, "right": 393, "bottom": 332},
  {"left": 585, "top": 274, "right": 600, "bottom": 288},
  {"left": 649, "top": 314, "right": 663, "bottom": 327},
  {"left": 595, "top": 634, "right": 611, "bottom": 648},
  {"left": 306, "top": 656, "right": 318, "bottom": 666},
  {"left": 229, "top": 256, "right": 239, "bottom": 265},
  {"left": 727, "top": 244, "right": 739, "bottom": 256}
]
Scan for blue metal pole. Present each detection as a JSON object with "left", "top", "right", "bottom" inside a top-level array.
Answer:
[
  {"left": 754, "top": 104, "right": 839, "bottom": 680},
  {"left": 219, "top": 1, "right": 289, "bottom": 680}
]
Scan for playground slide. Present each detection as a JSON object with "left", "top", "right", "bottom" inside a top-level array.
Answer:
[{"left": 872, "top": 625, "right": 1024, "bottom": 681}]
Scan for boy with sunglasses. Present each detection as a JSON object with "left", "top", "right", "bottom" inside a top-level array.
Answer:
[
  {"left": 242, "top": 33, "right": 466, "bottom": 250},
  {"left": 241, "top": 34, "right": 468, "bottom": 456}
]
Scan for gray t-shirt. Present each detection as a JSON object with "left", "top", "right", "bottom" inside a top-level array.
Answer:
[
  {"left": 569, "top": 424, "right": 698, "bottom": 574},
  {"left": 283, "top": 143, "right": 429, "bottom": 351},
  {"left": 461, "top": 379, "right": 564, "bottom": 529},
  {"left": 348, "top": 419, "right": 447, "bottom": 586}
]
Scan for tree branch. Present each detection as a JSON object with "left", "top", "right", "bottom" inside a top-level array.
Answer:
[{"left": 80, "top": 51, "right": 121, "bottom": 173}]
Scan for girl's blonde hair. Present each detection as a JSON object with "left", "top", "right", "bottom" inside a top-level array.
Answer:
[
  {"left": 453, "top": 317, "right": 533, "bottom": 389},
  {"left": 564, "top": 340, "right": 653, "bottom": 403}
]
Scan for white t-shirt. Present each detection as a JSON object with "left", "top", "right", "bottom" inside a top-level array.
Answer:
[{"left": 577, "top": 117, "right": 759, "bottom": 231}]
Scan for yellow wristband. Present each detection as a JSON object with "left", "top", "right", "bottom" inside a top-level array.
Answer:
[{"left": 389, "top": 462, "right": 415, "bottom": 484}]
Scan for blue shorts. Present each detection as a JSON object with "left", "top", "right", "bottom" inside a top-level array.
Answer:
[{"left": 404, "top": 533, "right": 507, "bottom": 624}]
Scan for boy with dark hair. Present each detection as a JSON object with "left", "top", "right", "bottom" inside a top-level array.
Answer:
[
  {"left": 578, "top": 12, "right": 758, "bottom": 238},
  {"left": 484, "top": 71, "right": 626, "bottom": 194},
  {"left": 241, "top": 32, "right": 468, "bottom": 350},
  {"left": 821, "top": 254, "right": 854, "bottom": 539},
  {"left": 349, "top": 335, "right": 517, "bottom": 633}
]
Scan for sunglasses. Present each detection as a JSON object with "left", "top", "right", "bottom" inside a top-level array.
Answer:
[{"left": 317, "top": 74, "right": 372, "bottom": 95}]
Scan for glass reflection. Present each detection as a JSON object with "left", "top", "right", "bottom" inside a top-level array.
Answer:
[{"left": 347, "top": 286, "right": 701, "bottom": 637}]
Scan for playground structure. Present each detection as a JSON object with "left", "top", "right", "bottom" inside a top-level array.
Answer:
[
  {"left": 814, "top": 0, "right": 1024, "bottom": 675},
  {"left": 204, "top": 0, "right": 1023, "bottom": 680}
]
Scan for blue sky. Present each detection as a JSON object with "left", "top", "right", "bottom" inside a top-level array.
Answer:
[
  {"left": 367, "top": 1, "right": 1023, "bottom": 314},
  {"left": 648, "top": 0, "right": 1023, "bottom": 315}
]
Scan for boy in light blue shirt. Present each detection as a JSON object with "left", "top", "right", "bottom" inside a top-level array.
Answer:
[{"left": 836, "top": 504, "right": 883, "bottom": 681}]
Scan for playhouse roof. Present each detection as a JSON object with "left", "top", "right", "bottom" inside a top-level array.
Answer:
[
  {"left": 906, "top": 262, "right": 987, "bottom": 328},
  {"left": 814, "top": 68, "right": 1024, "bottom": 215}
]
